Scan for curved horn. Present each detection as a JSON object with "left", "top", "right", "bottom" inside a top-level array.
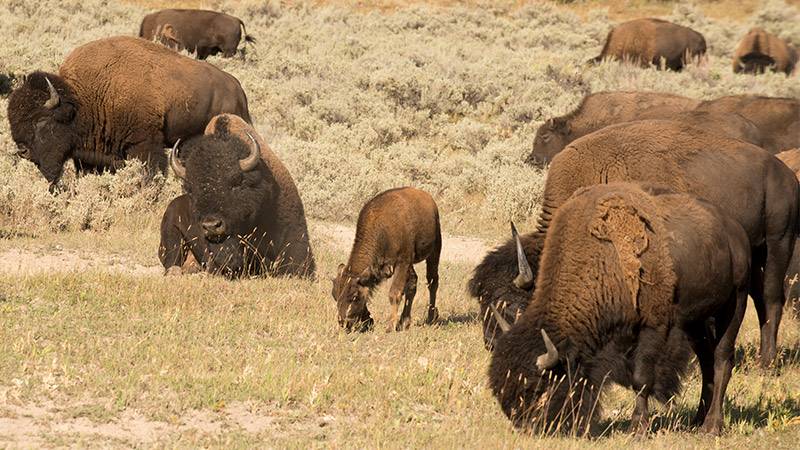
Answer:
[
  {"left": 489, "top": 303, "right": 511, "bottom": 333},
  {"left": 170, "top": 139, "right": 186, "bottom": 180},
  {"left": 535, "top": 329, "right": 559, "bottom": 371},
  {"left": 511, "top": 221, "right": 534, "bottom": 289},
  {"left": 239, "top": 132, "right": 260, "bottom": 172},
  {"left": 44, "top": 77, "right": 60, "bottom": 109}
]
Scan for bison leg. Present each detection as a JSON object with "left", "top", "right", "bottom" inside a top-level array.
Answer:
[
  {"left": 399, "top": 266, "right": 418, "bottom": 331},
  {"left": 387, "top": 263, "right": 410, "bottom": 332},
  {"left": 425, "top": 234, "right": 441, "bottom": 325},
  {"left": 758, "top": 236, "right": 792, "bottom": 368},
  {"left": 127, "top": 135, "right": 168, "bottom": 177},
  {"left": 686, "top": 322, "right": 716, "bottom": 427},
  {"left": 630, "top": 327, "right": 667, "bottom": 435}
]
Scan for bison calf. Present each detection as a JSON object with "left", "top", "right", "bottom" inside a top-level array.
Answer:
[
  {"left": 489, "top": 182, "right": 750, "bottom": 436},
  {"left": 332, "top": 187, "right": 441, "bottom": 332}
]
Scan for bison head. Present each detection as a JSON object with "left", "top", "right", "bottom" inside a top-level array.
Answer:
[
  {"left": 170, "top": 121, "right": 270, "bottom": 277},
  {"left": 7, "top": 72, "right": 78, "bottom": 186},
  {"left": 527, "top": 118, "right": 570, "bottom": 167},
  {"left": 331, "top": 263, "right": 381, "bottom": 332}
]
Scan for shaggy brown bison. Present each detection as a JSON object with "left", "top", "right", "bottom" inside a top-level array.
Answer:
[
  {"left": 776, "top": 148, "right": 800, "bottom": 316},
  {"left": 695, "top": 95, "right": 799, "bottom": 154},
  {"left": 140, "top": 9, "right": 255, "bottom": 59},
  {"left": 332, "top": 187, "right": 441, "bottom": 332},
  {"left": 159, "top": 114, "right": 314, "bottom": 278},
  {"left": 7, "top": 36, "right": 251, "bottom": 187},
  {"left": 489, "top": 182, "right": 750, "bottom": 436},
  {"left": 527, "top": 91, "right": 699, "bottom": 167},
  {"left": 473, "top": 120, "right": 798, "bottom": 368},
  {"left": 733, "top": 28, "right": 798, "bottom": 76},
  {"left": 589, "top": 18, "right": 706, "bottom": 71}
]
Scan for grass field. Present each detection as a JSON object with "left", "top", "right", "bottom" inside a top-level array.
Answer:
[{"left": 0, "top": 0, "right": 799, "bottom": 447}]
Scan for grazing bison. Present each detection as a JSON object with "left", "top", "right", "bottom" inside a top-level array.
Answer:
[
  {"left": 733, "top": 28, "right": 798, "bottom": 76},
  {"left": 589, "top": 18, "right": 707, "bottom": 71},
  {"left": 527, "top": 91, "right": 699, "bottom": 167},
  {"left": 489, "top": 182, "right": 750, "bottom": 435},
  {"left": 140, "top": 9, "right": 256, "bottom": 59},
  {"left": 695, "top": 95, "right": 799, "bottom": 154},
  {"left": 332, "top": 187, "right": 441, "bottom": 332},
  {"left": 7, "top": 36, "right": 251, "bottom": 187},
  {"left": 776, "top": 148, "right": 800, "bottom": 317},
  {"left": 159, "top": 114, "right": 315, "bottom": 278},
  {"left": 473, "top": 120, "right": 798, "bottom": 368}
]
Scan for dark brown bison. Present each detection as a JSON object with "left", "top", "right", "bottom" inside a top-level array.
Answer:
[
  {"left": 7, "top": 36, "right": 251, "bottom": 188},
  {"left": 695, "top": 95, "right": 799, "bottom": 154},
  {"left": 473, "top": 120, "right": 798, "bottom": 368},
  {"left": 489, "top": 182, "right": 750, "bottom": 436},
  {"left": 589, "top": 18, "right": 707, "bottom": 71},
  {"left": 140, "top": 9, "right": 255, "bottom": 60},
  {"left": 776, "top": 148, "right": 800, "bottom": 317},
  {"left": 159, "top": 114, "right": 314, "bottom": 278},
  {"left": 332, "top": 187, "right": 441, "bottom": 332},
  {"left": 527, "top": 91, "right": 700, "bottom": 167},
  {"left": 733, "top": 28, "right": 798, "bottom": 76}
]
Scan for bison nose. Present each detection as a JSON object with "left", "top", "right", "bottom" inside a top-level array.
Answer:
[{"left": 201, "top": 216, "right": 226, "bottom": 238}]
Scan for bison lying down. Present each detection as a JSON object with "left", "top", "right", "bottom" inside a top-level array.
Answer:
[
  {"left": 332, "top": 187, "right": 441, "bottom": 332},
  {"left": 159, "top": 114, "right": 315, "bottom": 278},
  {"left": 140, "top": 9, "right": 256, "bottom": 59},
  {"left": 473, "top": 120, "right": 798, "bottom": 369},
  {"left": 489, "top": 182, "right": 750, "bottom": 436}
]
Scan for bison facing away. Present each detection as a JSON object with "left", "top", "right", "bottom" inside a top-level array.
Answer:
[
  {"left": 140, "top": 9, "right": 256, "bottom": 59},
  {"left": 589, "top": 18, "right": 706, "bottom": 71},
  {"left": 332, "top": 187, "right": 441, "bottom": 333},
  {"left": 527, "top": 91, "right": 700, "bottom": 167},
  {"left": 733, "top": 28, "right": 798, "bottom": 76},
  {"left": 7, "top": 36, "right": 251, "bottom": 188},
  {"left": 159, "top": 114, "right": 315, "bottom": 278},
  {"left": 473, "top": 120, "right": 798, "bottom": 367},
  {"left": 489, "top": 182, "right": 750, "bottom": 436}
]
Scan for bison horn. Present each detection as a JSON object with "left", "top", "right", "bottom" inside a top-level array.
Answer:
[
  {"left": 43, "top": 77, "right": 60, "bottom": 109},
  {"left": 511, "top": 221, "right": 534, "bottom": 289},
  {"left": 170, "top": 139, "right": 186, "bottom": 179},
  {"left": 489, "top": 303, "right": 512, "bottom": 333},
  {"left": 239, "top": 132, "right": 260, "bottom": 172},
  {"left": 536, "top": 329, "right": 559, "bottom": 371}
]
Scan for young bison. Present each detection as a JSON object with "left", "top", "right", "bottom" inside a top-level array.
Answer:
[
  {"left": 332, "top": 187, "right": 441, "bottom": 332},
  {"left": 489, "top": 182, "right": 750, "bottom": 436}
]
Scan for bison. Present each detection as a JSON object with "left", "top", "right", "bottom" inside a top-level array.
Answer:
[
  {"left": 331, "top": 187, "right": 441, "bottom": 332},
  {"left": 776, "top": 148, "right": 800, "bottom": 317},
  {"left": 489, "top": 182, "right": 750, "bottom": 436},
  {"left": 527, "top": 91, "right": 700, "bottom": 167},
  {"left": 694, "top": 95, "right": 799, "bottom": 154},
  {"left": 588, "top": 18, "right": 707, "bottom": 71},
  {"left": 733, "top": 28, "right": 798, "bottom": 76},
  {"left": 7, "top": 36, "right": 251, "bottom": 188},
  {"left": 473, "top": 120, "right": 798, "bottom": 368},
  {"left": 140, "top": 9, "right": 256, "bottom": 60},
  {"left": 159, "top": 114, "right": 315, "bottom": 278}
]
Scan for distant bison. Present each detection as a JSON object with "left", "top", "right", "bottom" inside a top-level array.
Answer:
[
  {"left": 474, "top": 120, "right": 798, "bottom": 368},
  {"left": 159, "top": 114, "right": 315, "bottom": 278},
  {"left": 589, "top": 18, "right": 706, "bottom": 71},
  {"left": 7, "top": 36, "right": 251, "bottom": 187},
  {"left": 527, "top": 91, "right": 699, "bottom": 167},
  {"left": 695, "top": 95, "right": 799, "bottom": 154},
  {"left": 489, "top": 182, "right": 749, "bottom": 435},
  {"left": 332, "top": 187, "right": 441, "bottom": 332},
  {"left": 140, "top": 9, "right": 256, "bottom": 59},
  {"left": 733, "top": 28, "right": 798, "bottom": 76}
]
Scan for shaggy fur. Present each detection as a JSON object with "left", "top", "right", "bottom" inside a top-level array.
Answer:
[
  {"left": 332, "top": 187, "right": 441, "bottom": 332},
  {"left": 7, "top": 36, "right": 251, "bottom": 185},
  {"left": 635, "top": 110, "right": 763, "bottom": 148},
  {"left": 695, "top": 95, "right": 799, "bottom": 154},
  {"left": 733, "top": 28, "right": 798, "bottom": 76},
  {"left": 139, "top": 9, "right": 256, "bottom": 60},
  {"left": 159, "top": 114, "right": 314, "bottom": 278},
  {"left": 489, "top": 182, "right": 750, "bottom": 436},
  {"left": 527, "top": 91, "right": 700, "bottom": 167},
  {"left": 589, "top": 18, "right": 707, "bottom": 71}
]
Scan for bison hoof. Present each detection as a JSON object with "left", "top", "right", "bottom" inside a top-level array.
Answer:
[
  {"left": 699, "top": 421, "right": 722, "bottom": 436},
  {"left": 165, "top": 266, "right": 183, "bottom": 276},
  {"left": 426, "top": 307, "right": 439, "bottom": 325}
]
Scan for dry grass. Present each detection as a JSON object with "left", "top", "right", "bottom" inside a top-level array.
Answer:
[{"left": 0, "top": 0, "right": 799, "bottom": 447}]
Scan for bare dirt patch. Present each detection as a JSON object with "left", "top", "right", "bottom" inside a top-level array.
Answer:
[{"left": 0, "top": 248, "right": 161, "bottom": 276}]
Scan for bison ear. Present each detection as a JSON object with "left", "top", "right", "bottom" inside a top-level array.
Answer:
[
  {"left": 552, "top": 118, "right": 570, "bottom": 134},
  {"left": 336, "top": 263, "right": 346, "bottom": 278}
]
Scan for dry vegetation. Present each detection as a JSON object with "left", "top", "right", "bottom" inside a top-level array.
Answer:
[{"left": 0, "top": 0, "right": 799, "bottom": 447}]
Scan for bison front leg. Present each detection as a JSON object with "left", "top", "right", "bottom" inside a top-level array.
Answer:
[
  {"left": 425, "top": 237, "right": 441, "bottom": 325},
  {"left": 630, "top": 327, "right": 666, "bottom": 435},
  {"left": 387, "top": 263, "right": 410, "bottom": 332}
]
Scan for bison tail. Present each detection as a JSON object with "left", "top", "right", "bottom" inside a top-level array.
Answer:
[{"left": 245, "top": 35, "right": 257, "bottom": 44}]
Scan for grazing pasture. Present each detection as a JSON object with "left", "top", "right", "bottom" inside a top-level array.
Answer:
[{"left": 0, "top": 0, "right": 798, "bottom": 447}]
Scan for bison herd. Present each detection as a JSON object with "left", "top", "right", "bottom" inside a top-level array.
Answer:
[{"left": 4, "top": 6, "right": 800, "bottom": 439}]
